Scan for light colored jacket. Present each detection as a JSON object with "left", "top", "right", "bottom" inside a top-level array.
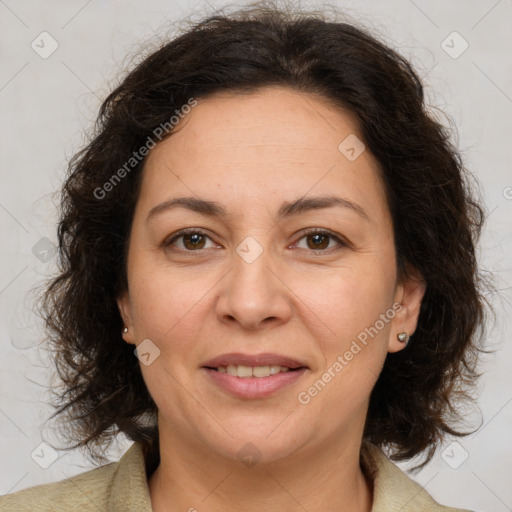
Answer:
[{"left": 0, "top": 441, "right": 473, "bottom": 511}]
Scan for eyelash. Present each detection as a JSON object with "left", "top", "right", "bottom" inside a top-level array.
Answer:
[{"left": 163, "top": 227, "right": 347, "bottom": 255}]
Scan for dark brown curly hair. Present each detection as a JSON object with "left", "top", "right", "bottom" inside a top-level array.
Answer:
[{"left": 40, "top": 1, "right": 492, "bottom": 471}]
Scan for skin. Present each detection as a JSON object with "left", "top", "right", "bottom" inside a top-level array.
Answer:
[{"left": 118, "top": 86, "right": 426, "bottom": 512}]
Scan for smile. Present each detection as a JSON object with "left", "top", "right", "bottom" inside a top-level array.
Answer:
[
  {"left": 202, "top": 366, "right": 308, "bottom": 399},
  {"left": 212, "top": 364, "right": 295, "bottom": 377}
]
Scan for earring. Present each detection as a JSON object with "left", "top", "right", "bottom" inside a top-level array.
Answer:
[
  {"left": 123, "top": 327, "right": 128, "bottom": 334},
  {"left": 397, "top": 332, "right": 410, "bottom": 345}
]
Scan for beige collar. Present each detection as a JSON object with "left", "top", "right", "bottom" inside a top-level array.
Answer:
[{"left": 109, "top": 441, "right": 469, "bottom": 512}]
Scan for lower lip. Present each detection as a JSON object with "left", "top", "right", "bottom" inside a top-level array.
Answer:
[{"left": 201, "top": 367, "right": 307, "bottom": 399}]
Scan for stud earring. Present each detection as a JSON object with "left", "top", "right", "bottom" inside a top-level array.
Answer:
[
  {"left": 123, "top": 327, "right": 128, "bottom": 334},
  {"left": 397, "top": 332, "right": 410, "bottom": 345}
]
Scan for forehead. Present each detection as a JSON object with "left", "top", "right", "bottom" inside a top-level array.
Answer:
[
  {"left": 155, "top": 86, "right": 362, "bottom": 156},
  {"left": 137, "top": 86, "right": 389, "bottom": 223}
]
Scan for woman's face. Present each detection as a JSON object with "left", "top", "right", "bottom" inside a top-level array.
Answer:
[{"left": 118, "top": 86, "right": 425, "bottom": 464}]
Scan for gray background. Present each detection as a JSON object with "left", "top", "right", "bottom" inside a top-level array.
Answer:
[{"left": 1, "top": 1, "right": 511, "bottom": 510}]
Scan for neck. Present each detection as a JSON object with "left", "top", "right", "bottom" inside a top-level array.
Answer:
[{"left": 148, "top": 426, "right": 373, "bottom": 512}]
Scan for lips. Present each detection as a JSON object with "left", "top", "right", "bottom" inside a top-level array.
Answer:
[
  {"left": 201, "top": 352, "right": 307, "bottom": 370},
  {"left": 201, "top": 352, "right": 309, "bottom": 398},
  {"left": 201, "top": 365, "right": 308, "bottom": 399}
]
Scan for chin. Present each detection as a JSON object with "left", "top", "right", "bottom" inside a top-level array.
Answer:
[
  {"left": 214, "top": 439, "right": 300, "bottom": 467},
  {"left": 211, "top": 419, "right": 305, "bottom": 463}
]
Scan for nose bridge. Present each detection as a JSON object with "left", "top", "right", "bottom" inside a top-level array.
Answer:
[{"left": 216, "top": 234, "right": 291, "bottom": 329}]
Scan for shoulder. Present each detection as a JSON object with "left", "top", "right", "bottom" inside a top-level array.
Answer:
[
  {"left": 0, "top": 443, "right": 152, "bottom": 512},
  {"left": 0, "top": 461, "right": 118, "bottom": 512},
  {"left": 362, "top": 441, "right": 474, "bottom": 512}
]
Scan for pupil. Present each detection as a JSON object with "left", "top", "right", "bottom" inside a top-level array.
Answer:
[
  {"left": 185, "top": 233, "right": 204, "bottom": 249},
  {"left": 309, "top": 234, "right": 328, "bottom": 250}
]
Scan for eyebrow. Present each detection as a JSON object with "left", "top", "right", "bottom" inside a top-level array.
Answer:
[{"left": 146, "top": 195, "right": 370, "bottom": 223}]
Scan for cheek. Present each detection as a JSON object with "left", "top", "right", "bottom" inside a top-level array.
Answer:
[
  {"left": 299, "top": 256, "right": 396, "bottom": 341},
  {"left": 128, "top": 259, "right": 211, "bottom": 345},
  {"left": 297, "top": 266, "right": 394, "bottom": 419}
]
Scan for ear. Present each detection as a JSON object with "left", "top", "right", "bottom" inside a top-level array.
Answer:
[
  {"left": 388, "top": 265, "right": 426, "bottom": 353},
  {"left": 117, "top": 291, "right": 136, "bottom": 345}
]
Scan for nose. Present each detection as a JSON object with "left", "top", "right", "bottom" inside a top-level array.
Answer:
[{"left": 215, "top": 242, "right": 292, "bottom": 331}]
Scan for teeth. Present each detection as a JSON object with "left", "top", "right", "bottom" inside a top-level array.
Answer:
[
  {"left": 269, "top": 365, "right": 282, "bottom": 375},
  {"left": 236, "top": 365, "right": 253, "bottom": 378},
  {"left": 253, "top": 365, "right": 271, "bottom": 377},
  {"left": 221, "top": 365, "right": 292, "bottom": 377}
]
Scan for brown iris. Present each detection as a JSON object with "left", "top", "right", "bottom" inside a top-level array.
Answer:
[
  {"left": 306, "top": 233, "right": 329, "bottom": 250},
  {"left": 182, "top": 233, "right": 206, "bottom": 250}
]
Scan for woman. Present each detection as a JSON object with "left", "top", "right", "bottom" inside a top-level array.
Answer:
[{"left": 0, "top": 2, "right": 489, "bottom": 511}]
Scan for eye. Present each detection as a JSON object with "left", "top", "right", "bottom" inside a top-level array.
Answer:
[
  {"left": 293, "top": 229, "right": 347, "bottom": 253},
  {"left": 164, "top": 228, "right": 347, "bottom": 254},
  {"left": 164, "top": 229, "right": 218, "bottom": 251}
]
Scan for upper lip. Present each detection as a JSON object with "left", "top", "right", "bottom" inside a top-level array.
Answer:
[{"left": 202, "top": 352, "right": 307, "bottom": 369}]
